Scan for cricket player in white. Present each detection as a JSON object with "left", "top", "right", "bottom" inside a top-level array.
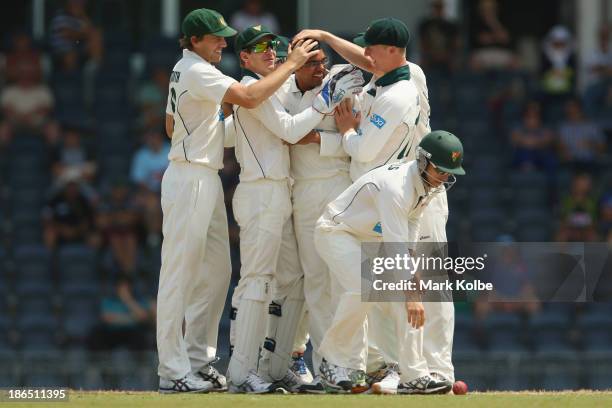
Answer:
[
  {"left": 158, "top": 8, "right": 320, "bottom": 393},
  {"left": 313, "top": 131, "right": 465, "bottom": 394},
  {"left": 296, "top": 18, "right": 455, "bottom": 392},
  {"left": 296, "top": 19, "right": 421, "bottom": 393},
  {"left": 275, "top": 50, "right": 355, "bottom": 391},
  {"left": 226, "top": 25, "right": 364, "bottom": 393},
  {"left": 360, "top": 60, "right": 455, "bottom": 392}
]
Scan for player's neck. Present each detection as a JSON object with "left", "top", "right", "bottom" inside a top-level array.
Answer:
[
  {"left": 295, "top": 76, "right": 313, "bottom": 93},
  {"left": 380, "top": 59, "right": 408, "bottom": 76}
]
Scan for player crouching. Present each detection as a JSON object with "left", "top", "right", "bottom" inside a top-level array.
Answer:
[{"left": 314, "top": 131, "right": 465, "bottom": 394}]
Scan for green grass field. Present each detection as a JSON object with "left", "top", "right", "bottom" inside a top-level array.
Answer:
[{"left": 5, "top": 391, "right": 612, "bottom": 408}]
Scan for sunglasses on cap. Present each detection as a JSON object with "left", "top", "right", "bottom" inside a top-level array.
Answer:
[{"left": 248, "top": 40, "right": 279, "bottom": 53}]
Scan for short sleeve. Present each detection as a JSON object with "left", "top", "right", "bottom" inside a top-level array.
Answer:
[
  {"left": 165, "top": 89, "right": 173, "bottom": 115},
  {"left": 186, "top": 64, "right": 237, "bottom": 104}
]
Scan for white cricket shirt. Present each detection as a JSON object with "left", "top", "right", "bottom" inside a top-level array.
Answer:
[
  {"left": 165, "top": 49, "right": 237, "bottom": 169},
  {"left": 233, "top": 72, "right": 324, "bottom": 182},
  {"left": 318, "top": 160, "right": 433, "bottom": 245},
  {"left": 276, "top": 73, "right": 350, "bottom": 181},
  {"left": 345, "top": 64, "right": 420, "bottom": 181}
]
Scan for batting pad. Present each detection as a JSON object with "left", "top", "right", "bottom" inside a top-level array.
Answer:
[
  {"left": 227, "top": 278, "right": 270, "bottom": 385},
  {"left": 259, "top": 277, "right": 306, "bottom": 381}
]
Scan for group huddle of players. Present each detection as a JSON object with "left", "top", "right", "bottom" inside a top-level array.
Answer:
[{"left": 157, "top": 7, "right": 466, "bottom": 395}]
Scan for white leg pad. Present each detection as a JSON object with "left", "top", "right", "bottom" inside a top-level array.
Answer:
[
  {"left": 227, "top": 277, "right": 270, "bottom": 385},
  {"left": 259, "top": 277, "right": 306, "bottom": 381}
]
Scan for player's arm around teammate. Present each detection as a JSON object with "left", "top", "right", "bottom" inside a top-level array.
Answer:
[
  {"left": 157, "top": 8, "right": 316, "bottom": 395},
  {"left": 226, "top": 25, "right": 363, "bottom": 393}
]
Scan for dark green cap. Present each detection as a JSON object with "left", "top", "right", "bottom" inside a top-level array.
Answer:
[
  {"left": 182, "top": 8, "right": 237, "bottom": 38},
  {"left": 418, "top": 130, "right": 466, "bottom": 175},
  {"left": 276, "top": 35, "right": 290, "bottom": 58},
  {"left": 235, "top": 25, "right": 278, "bottom": 51},
  {"left": 353, "top": 18, "right": 410, "bottom": 48}
]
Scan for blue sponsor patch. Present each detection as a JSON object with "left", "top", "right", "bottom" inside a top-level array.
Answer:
[
  {"left": 372, "top": 222, "right": 382, "bottom": 234},
  {"left": 218, "top": 109, "right": 224, "bottom": 121},
  {"left": 370, "top": 113, "right": 386, "bottom": 129}
]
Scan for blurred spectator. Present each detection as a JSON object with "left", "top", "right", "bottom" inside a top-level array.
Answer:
[
  {"left": 540, "top": 25, "right": 576, "bottom": 98},
  {"left": 418, "top": 0, "right": 461, "bottom": 72},
  {"left": 96, "top": 180, "right": 140, "bottom": 275},
  {"left": 4, "top": 30, "right": 42, "bottom": 84},
  {"left": 584, "top": 23, "right": 612, "bottom": 88},
  {"left": 474, "top": 235, "right": 540, "bottom": 319},
  {"left": 230, "top": 0, "right": 280, "bottom": 34},
  {"left": 51, "top": 124, "right": 97, "bottom": 193},
  {"left": 130, "top": 129, "right": 169, "bottom": 193},
  {"left": 510, "top": 101, "right": 557, "bottom": 175},
  {"left": 49, "top": 0, "right": 103, "bottom": 70},
  {"left": 558, "top": 98, "right": 606, "bottom": 172},
  {"left": 137, "top": 66, "right": 170, "bottom": 131},
  {"left": 469, "top": 0, "right": 516, "bottom": 70},
  {"left": 556, "top": 173, "right": 599, "bottom": 242},
  {"left": 88, "top": 273, "right": 155, "bottom": 351},
  {"left": 599, "top": 192, "right": 612, "bottom": 243},
  {"left": 42, "top": 178, "right": 97, "bottom": 249},
  {"left": 130, "top": 129, "right": 169, "bottom": 247},
  {"left": 0, "top": 62, "right": 59, "bottom": 146}
]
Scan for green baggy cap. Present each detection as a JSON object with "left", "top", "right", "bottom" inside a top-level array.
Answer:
[
  {"left": 353, "top": 18, "right": 410, "bottom": 48},
  {"left": 235, "top": 25, "right": 278, "bottom": 51},
  {"left": 182, "top": 8, "right": 237, "bottom": 38},
  {"left": 275, "top": 35, "right": 290, "bottom": 58}
]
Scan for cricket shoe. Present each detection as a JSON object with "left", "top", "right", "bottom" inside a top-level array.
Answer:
[
  {"left": 159, "top": 373, "right": 213, "bottom": 394},
  {"left": 228, "top": 371, "right": 283, "bottom": 394},
  {"left": 272, "top": 368, "right": 309, "bottom": 393},
  {"left": 430, "top": 372, "right": 453, "bottom": 394},
  {"left": 349, "top": 369, "right": 369, "bottom": 393},
  {"left": 370, "top": 363, "right": 400, "bottom": 395},
  {"left": 298, "top": 375, "right": 327, "bottom": 394},
  {"left": 196, "top": 357, "right": 227, "bottom": 391},
  {"left": 319, "top": 360, "right": 352, "bottom": 393},
  {"left": 366, "top": 364, "right": 390, "bottom": 386},
  {"left": 291, "top": 353, "right": 314, "bottom": 383},
  {"left": 397, "top": 374, "right": 452, "bottom": 395}
]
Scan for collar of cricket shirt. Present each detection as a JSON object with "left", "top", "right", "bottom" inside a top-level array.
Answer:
[
  {"left": 241, "top": 68, "right": 261, "bottom": 80},
  {"left": 289, "top": 75, "right": 302, "bottom": 94},
  {"left": 374, "top": 64, "right": 411, "bottom": 88}
]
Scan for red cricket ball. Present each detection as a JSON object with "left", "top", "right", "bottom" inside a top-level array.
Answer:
[{"left": 453, "top": 380, "right": 468, "bottom": 395}]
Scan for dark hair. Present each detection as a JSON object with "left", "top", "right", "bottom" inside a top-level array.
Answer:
[{"left": 179, "top": 34, "right": 205, "bottom": 50}]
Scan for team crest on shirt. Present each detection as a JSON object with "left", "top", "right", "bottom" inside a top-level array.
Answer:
[
  {"left": 370, "top": 113, "right": 386, "bottom": 129},
  {"left": 373, "top": 222, "right": 382, "bottom": 234},
  {"left": 451, "top": 151, "right": 461, "bottom": 162}
]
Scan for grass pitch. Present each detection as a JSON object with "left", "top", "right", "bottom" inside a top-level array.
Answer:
[{"left": 5, "top": 391, "right": 612, "bottom": 408}]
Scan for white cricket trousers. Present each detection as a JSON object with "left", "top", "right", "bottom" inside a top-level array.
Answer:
[
  {"left": 314, "top": 227, "right": 429, "bottom": 381},
  {"left": 366, "top": 192, "right": 454, "bottom": 381},
  {"left": 419, "top": 191, "right": 455, "bottom": 382},
  {"left": 157, "top": 161, "right": 231, "bottom": 380},
  {"left": 230, "top": 179, "right": 301, "bottom": 313},
  {"left": 228, "top": 179, "right": 302, "bottom": 384},
  {"left": 292, "top": 173, "right": 352, "bottom": 371}
]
